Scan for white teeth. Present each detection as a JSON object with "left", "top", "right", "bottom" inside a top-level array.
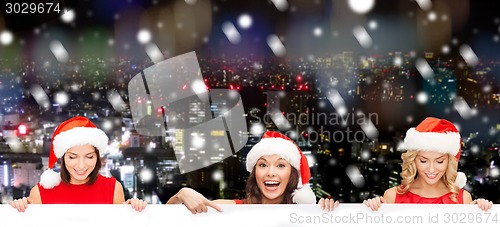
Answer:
[{"left": 265, "top": 181, "right": 279, "bottom": 185}]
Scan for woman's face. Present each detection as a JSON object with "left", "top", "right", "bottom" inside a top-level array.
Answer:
[
  {"left": 254, "top": 154, "right": 292, "bottom": 204},
  {"left": 63, "top": 144, "right": 98, "bottom": 184},
  {"left": 415, "top": 151, "right": 449, "bottom": 185}
]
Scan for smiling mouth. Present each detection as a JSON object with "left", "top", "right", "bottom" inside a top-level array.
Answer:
[
  {"left": 426, "top": 173, "right": 437, "bottom": 179},
  {"left": 264, "top": 181, "right": 280, "bottom": 187},
  {"left": 75, "top": 170, "right": 87, "bottom": 175}
]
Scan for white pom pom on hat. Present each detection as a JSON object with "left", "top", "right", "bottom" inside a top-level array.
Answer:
[
  {"left": 404, "top": 117, "right": 466, "bottom": 188},
  {"left": 246, "top": 131, "right": 316, "bottom": 203},
  {"left": 39, "top": 116, "right": 108, "bottom": 189}
]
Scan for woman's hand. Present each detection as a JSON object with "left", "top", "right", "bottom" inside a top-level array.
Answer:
[
  {"left": 124, "top": 198, "right": 148, "bottom": 212},
  {"left": 363, "top": 196, "right": 385, "bottom": 211},
  {"left": 318, "top": 198, "right": 339, "bottom": 212},
  {"left": 471, "top": 198, "right": 493, "bottom": 212},
  {"left": 174, "top": 188, "right": 223, "bottom": 214},
  {"left": 9, "top": 197, "right": 31, "bottom": 212}
]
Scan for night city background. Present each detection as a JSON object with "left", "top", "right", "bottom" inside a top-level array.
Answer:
[{"left": 0, "top": 0, "right": 499, "bottom": 205}]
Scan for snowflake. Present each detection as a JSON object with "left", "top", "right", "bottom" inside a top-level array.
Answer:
[
  {"left": 353, "top": 26, "right": 372, "bottom": 48},
  {"left": 267, "top": 34, "right": 286, "bottom": 57},
  {"left": 61, "top": 9, "right": 76, "bottom": 23},
  {"left": 346, "top": 165, "right": 365, "bottom": 188},
  {"left": 0, "top": 30, "right": 14, "bottom": 46},
  {"left": 222, "top": 22, "right": 241, "bottom": 44},
  {"left": 238, "top": 14, "right": 253, "bottom": 29},
  {"left": 137, "top": 29, "right": 152, "bottom": 44},
  {"left": 459, "top": 44, "right": 479, "bottom": 66},
  {"left": 49, "top": 40, "right": 69, "bottom": 63},
  {"left": 348, "top": 0, "right": 375, "bottom": 14},
  {"left": 54, "top": 91, "right": 69, "bottom": 106}
]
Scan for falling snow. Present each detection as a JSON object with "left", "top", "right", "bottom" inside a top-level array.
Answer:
[
  {"left": 222, "top": 22, "right": 241, "bottom": 44},
  {"left": 427, "top": 11, "right": 437, "bottom": 22},
  {"left": 271, "top": 0, "right": 288, "bottom": 12},
  {"left": 348, "top": 0, "right": 375, "bottom": 14},
  {"left": 139, "top": 168, "right": 154, "bottom": 183},
  {"left": 313, "top": 27, "right": 323, "bottom": 37},
  {"left": 0, "top": 30, "right": 13, "bottom": 46},
  {"left": 250, "top": 123, "right": 265, "bottom": 136},
  {"left": 145, "top": 43, "right": 164, "bottom": 63},
  {"left": 137, "top": 29, "right": 152, "bottom": 44},
  {"left": 346, "top": 165, "right": 365, "bottom": 188},
  {"left": 102, "top": 120, "right": 113, "bottom": 132},
  {"left": 415, "top": 58, "right": 434, "bottom": 81},
  {"left": 459, "top": 44, "right": 479, "bottom": 66},
  {"left": 453, "top": 97, "right": 477, "bottom": 120},
  {"left": 416, "top": 0, "right": 432, "bottom": 11},
  {"left": 61, "top": 9, "right": 76, "bottom": 23},
  {"left": 416, "top": 91, "right": 429, "bottom": 104},
  {"left": 353, "top": 26, "right": 372, "bottom": 48},
  {"left": 441, "top": 45, "right": 450, "bottom": 54},
  {"left": 30, "top": 85, "right": 51, "bottom": 109},
  {"left": 267, "top": 34, "right": 286, "bottom": 57},
  {"left": 54, "top": 91, "right": 69, "bottom": 106},
  {"left": 368, "top": 20, "right": 378, "bottom": 30},
  {"left": 49, "top": 40, "right": 69, "bottom": 63},
  {"left": 238, "top": 14, "right": 253, "bottom": 29}
]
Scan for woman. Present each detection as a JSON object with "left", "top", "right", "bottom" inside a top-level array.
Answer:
[
  {"left": 167, "top": 131, "right": 338, "bottom": 214},
  {"left": 364, "top": 117, "right": 493, "bottom": 211},
  {"left": 10, "top": 116, "right": 147, "bottom": 212}
]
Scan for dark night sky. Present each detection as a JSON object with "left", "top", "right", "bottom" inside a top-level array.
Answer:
[
  {"left": 1, "top": 0, "right": 499, "bottom": 58},
  {"left": 2, "top": 0, "right": 499, "bottom": 32}
]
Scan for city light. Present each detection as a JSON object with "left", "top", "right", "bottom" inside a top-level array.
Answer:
[
  {"left": 17, "top": 124, "right": 28, "bottom": 135},
  {"left": 3, "top": 164, "right": 9, "bottom": 187}
]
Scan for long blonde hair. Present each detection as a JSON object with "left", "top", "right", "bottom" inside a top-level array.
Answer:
[{"left": 398, "top": 150, "right": 460, "bottom": 202}]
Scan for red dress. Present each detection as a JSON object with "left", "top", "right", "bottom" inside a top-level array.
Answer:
[
  {"left": 395, "top": 189, "right": 464, "bottom": 204},
  {"left": 38, "top": 175, "right": 117, "bottom": 204}
]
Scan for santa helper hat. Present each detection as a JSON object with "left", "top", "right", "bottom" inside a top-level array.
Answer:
[
  {"left": 39, "top": 116, "right": 109, "bottom": 189},
  {"left": 404, "top": 117, "right": 466, "bottom": 188},
  {"left": 245, "top": 131, "right": 316, "bottom": 204}
]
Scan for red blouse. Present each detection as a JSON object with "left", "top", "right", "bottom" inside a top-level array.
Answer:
[
  {"left": 395, "top": 189, "right": 464, "bottom": 204},
  {"left": 38, "top": 175, "right": 117, "bottom": 204}
]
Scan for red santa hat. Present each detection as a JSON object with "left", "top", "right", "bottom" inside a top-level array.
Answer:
[
  {"left": 39, "top": 116, "right": 109, "bottom": 189},
  {"left": 404, "top": 117, "right": 466, "bottom": 188},
  {"left": 246, "top": 131, "right": 316, "bottom": 203}
]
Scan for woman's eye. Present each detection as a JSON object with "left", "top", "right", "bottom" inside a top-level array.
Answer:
[
  {"left": 419, "top": 160, "right": 427, "bottom": 163},
  {"left": 86, "top": 156, "right": 94, "bottom": 159},
  {"left": 278, "top": 164, "right": 286, "bottom": 168},
  {"left": 437, "top": 161, "right": 444, "bottom": 164},
  {"left": 258, "top": 163, "right": 267, "bottom": 167},
  {"left": 69, "top": 156, "right": 77, "bottom": 159}
]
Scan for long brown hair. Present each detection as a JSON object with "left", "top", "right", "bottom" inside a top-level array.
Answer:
[
  {"left": 60, "top": 146, "right": 101, "bottom": 185},
  {"left": 242, "top": 166, "right": 299, "bottom": 204}
]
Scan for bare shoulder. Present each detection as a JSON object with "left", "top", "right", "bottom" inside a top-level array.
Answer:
[
  {"left": 115, "top": 180, "right": 123, "bottom": 188},
  {"left": 29, "top": 185, "right": 42, "bottom": 204},
  {"left": 383, "top": 187, "right": 397, "bottom": 203},
  {"left": 113, "top": 181, "right": 125, "bottom": 204},
  {"left": 462, "top": 189, "right": 472, "bottom": 203},
  {"left": 114, "top": 181, "right": 124, "bottom": 194},
  {"left": 212, "top": 199, "right": 236, "bottom": 204}
]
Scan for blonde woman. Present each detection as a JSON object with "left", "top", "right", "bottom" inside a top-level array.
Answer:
[{"left": 364, "top": 117, "right": 492, "bottom": 211}]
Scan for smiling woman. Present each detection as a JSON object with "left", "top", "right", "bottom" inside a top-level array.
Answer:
[
  {"left": 363, "top": 117, "right": 494, "bottom": 212},
  {"left": 166, "top": 131, "right": 339, "bottom": 214},
  {"left": 9, "top": 116, "right": 147, "bottom": 212}
]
